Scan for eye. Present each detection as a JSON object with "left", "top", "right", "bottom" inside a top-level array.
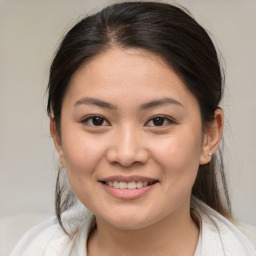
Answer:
[
  {"left": 146, "top": 116, "right": 174, "bottom": 127},
  {"left": 81, "top": 115, "right": 109, "bottom": 127}
]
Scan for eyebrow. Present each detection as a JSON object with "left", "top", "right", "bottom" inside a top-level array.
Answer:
[
  {"left": 140, "top": 97, "right": 183, "bottom": 109},
  {"left": 74, "top": 97, "right": 117, "bottom": 110},
  {"left": 74, "top": 97, "right": 183, "bottom": 110}
]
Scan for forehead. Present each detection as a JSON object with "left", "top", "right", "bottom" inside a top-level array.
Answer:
[
  {"left": 64, "top": 47, "right": 199, "bottom": 110},
  {"left": 71, "top": 48, "right": 172, "bottom": 85}
]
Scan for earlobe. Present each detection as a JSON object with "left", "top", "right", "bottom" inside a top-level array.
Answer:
[
  {"left": 199, "top": 108, "right": 224, "bottom": 165},
  {"left": 50, "top": 117, "right": 66, "bottom": 167}
]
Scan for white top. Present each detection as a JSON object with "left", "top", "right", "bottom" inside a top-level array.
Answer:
[{"left": 10, "top": 198, "right": 256, "bottom": 256}]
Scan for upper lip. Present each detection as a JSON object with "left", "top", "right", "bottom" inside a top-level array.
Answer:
[{"left": 98, "top": 175, "right": 158, "bottom": 183}]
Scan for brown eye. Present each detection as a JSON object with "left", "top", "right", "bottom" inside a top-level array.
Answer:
[
  {"left": 92, "top": 116, "right": 104, "bottom": 126},
  {"left": 152, "top": 117, "right": 165, "bottom": 126},
  {"left": 82, "top": 115, "right": 109, "bottom": 127},
  {"left": 146, "top": 116, "right": 174, "bottom": 127}
]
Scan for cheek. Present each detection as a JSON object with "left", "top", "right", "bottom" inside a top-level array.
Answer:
[
  {"left": 153, "top": 130, "right": 202, "bottom": 181},
  {"left": 61, "top": 134, "right": 108, "bottom": 209},
  {"left": 61, "top": 132, "right": 105, "bottom": 186}
]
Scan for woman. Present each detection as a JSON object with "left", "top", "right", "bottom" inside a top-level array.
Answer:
[{"left": 11, "top": 2, "right": 255, "bottom": 255}]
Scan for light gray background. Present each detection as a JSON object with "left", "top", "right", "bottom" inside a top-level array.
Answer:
[{"left": 1, "top": 0, "right": 255, "bottom": 227}]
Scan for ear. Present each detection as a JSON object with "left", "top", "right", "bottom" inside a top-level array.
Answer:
[
  {"left": 50, "top": 117, "right": 66, "bottom": 167},
  {"left": 199, "top": 108, "right": 224, "bottom": 165}
]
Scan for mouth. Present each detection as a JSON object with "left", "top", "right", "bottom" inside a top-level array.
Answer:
[
  {"left": 98, "top": 176, "right": 159, "bottom": 199},
  {"left": 100, "top": 180, "right": 158, "bottom": 189}
]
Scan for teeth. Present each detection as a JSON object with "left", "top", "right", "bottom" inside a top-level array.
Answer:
[
  {"left": 113, "top": 181, "right": 119, "bottom": 189},
  {"left": 119, "top": 181, "right": 128, "bottom": 189},
  {"left": 136, "top": 181, "right": 142, "bottom": 188},
  {"left": 128, "top": 181, "right": 136, "bottom": 189},
  {"left": 106, "top": 181, "right": 150, "bottom": 189}
]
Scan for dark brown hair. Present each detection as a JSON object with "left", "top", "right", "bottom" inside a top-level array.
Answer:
[{"left": 47, "top": 1, "right": 231, "bottom": 233}]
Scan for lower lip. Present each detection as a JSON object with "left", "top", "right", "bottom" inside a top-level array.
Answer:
[{"left": 101, "top": 183, "right": 157, "bottom": 200}]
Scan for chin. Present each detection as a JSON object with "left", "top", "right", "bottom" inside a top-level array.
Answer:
[{"left": 97, "top": 210, "right": 159, "bottom": 230}]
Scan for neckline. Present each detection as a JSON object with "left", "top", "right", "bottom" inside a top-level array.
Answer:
[{"left": 71, "top": 212, "right": 202, "bottom": 256}]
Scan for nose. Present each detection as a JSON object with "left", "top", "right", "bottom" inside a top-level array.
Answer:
[{"left": 106, "top": 125, "right": 149, "bottom": 167}]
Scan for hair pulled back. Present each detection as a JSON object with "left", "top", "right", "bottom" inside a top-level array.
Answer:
[{"left": 47, "top": 1, "right": 231, "bottom": 233}]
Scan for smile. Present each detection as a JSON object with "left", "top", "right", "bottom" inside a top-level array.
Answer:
[
  {"left": 102, "top": 180, "right": 157, "bottom": 189},
  {"left": 99, "top": 177, "right": 158, "bottom": 199}
]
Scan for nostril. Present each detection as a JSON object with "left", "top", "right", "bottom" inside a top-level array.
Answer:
[
  {"left": 106, "top": 147, "right": 149, "bottom": 167},
  {"left": 106, "top": 149, "right": 137, "bottom": 167}
]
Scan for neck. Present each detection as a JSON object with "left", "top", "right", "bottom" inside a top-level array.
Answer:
[{"left": 88, "top": 204, "right": 199, "bottom": 256}]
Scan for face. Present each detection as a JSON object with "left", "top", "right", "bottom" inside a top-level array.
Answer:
[{"left": 52, "top": 48, "right": 214, "bottom": 230}]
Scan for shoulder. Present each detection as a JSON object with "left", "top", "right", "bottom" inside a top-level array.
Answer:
[
  {"left": 192, "top": 197, "right": 256, "bottom": 256},
  {"left": 10, "top": 202, "right": 93, "bottom": 256},
  {"left": 10, "top": 216, "right": 74, "bottom": 256}
]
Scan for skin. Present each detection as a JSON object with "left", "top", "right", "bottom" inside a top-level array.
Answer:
[{"left": 51, "top": 48, "right": 223, "bottom": 255}]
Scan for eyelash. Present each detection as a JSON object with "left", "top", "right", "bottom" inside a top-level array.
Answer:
[
  {"left": 81, "top": 115, "right": 175, "bottom": 127},
  {"left": 145, "top": 115, "right": 175, "bottom": 127},
  {"left": 81, "top": 115, "right": 110, "bottom": 127}
]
